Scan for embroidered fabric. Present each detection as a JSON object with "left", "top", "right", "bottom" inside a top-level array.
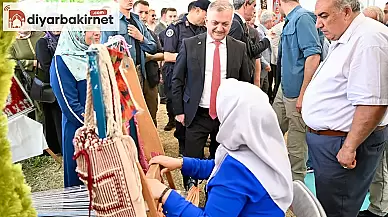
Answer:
[{"left": 73, "top": 44, "right": 147, "bottom": 217}]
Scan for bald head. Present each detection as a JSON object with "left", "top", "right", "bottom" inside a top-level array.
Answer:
[{"left": 363, "top": 6, "right": 384, "bottom": 23}]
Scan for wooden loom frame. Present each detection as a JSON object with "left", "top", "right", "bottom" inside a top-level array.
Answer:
[{"left": 87, "top": 45, "right": 175, "bottom": 217}]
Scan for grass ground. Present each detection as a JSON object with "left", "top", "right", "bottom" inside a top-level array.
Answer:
[{"left": 20, "top": 105, "right": 294, "bottom": 216}]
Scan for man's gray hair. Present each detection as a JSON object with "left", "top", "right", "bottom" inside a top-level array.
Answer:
[
  {"left": 335, "top": 0, "right": 361, "bottom": 12},
  {"left": 363, "top": 6, "right": 384, "bottom": 22},
  {"left": 260, "top": 10, "right": 275, "bottom": 24},
  {"left": 208, "top": 0, "right": 235, "bottom": 12},
  {"left": 233, "top": 0, "right": 255, "bottom": 10}
]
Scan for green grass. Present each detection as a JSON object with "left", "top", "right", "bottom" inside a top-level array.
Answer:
[{"left": 20, "top": 155, "right": 63, "bottom": 193}]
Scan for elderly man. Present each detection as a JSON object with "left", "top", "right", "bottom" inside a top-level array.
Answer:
[
  {"left": 302, "top": 0, "right": 388, "bottom": 216},
  {"left": 364, "top": 6, "right": 385, "bottom": 23},
  {"left": 358, "top": 6, "right": 388, "bottom": 217},
  {"left": 257, "top": 10, "right": 275, "bottom": 94},
  {"left": 272, "top": 0, "right": 322, "bottom": 183}
]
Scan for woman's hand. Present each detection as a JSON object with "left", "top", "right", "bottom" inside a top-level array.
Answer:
[
  {"left": 149, "top": 155, "right": 183, "bottom": 175},
  {"left": 147, "top": 178, "right": 172, "bottom": 202}
]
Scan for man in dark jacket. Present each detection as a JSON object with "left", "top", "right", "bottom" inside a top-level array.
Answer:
[{"left": 229, "top": 0, "right": 270, "bottom": 81}]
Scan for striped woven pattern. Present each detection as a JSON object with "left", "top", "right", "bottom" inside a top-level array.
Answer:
[{"left": 73, "top": 44, "right": 147, "bottom": 217}]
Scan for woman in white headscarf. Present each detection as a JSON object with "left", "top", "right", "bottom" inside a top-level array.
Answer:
[
  {"left": 50, "top": 25, "right": 100, "bottom": 188},
  {"left": 147, "top": 78, "right": 293, "bottom": 216}
]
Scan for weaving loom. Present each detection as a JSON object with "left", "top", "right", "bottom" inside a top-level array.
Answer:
[{"left": 31, "top": 39, "right": 201, "bottom": 217}]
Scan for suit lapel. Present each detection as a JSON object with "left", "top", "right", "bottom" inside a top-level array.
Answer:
[
  {"left": 196, "top": 33, "right": 206, "bottom": 81},
  {"left": 226, "top": 36, "right": 233, "bottom": 78}
]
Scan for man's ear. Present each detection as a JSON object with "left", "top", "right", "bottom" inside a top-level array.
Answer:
[{"left": 344, "top": 6, "right": 353, "bottom": 20}]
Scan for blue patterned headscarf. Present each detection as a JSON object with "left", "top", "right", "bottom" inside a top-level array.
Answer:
[{"left": 54, "top": 25, "right": 89, "bottom": 81}]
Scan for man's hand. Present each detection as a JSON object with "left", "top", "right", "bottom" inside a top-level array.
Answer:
[
  {"left": 265, "top": 65, "right": 271, "bottom": 72},
  {"left": 145, "top": 53, "right": 152, "bottom": 62},
  {"left": 296, "top": 95, "right": 303, "bottom": 113},
  {"left": 175, "top": 114, "right": 185, "bottom": 126},
  {"left": 128, "top": 25, "right": 144, "bottom": 42},
  {"left": 337, "top": 145, "right": 357, "bottom": 169}
]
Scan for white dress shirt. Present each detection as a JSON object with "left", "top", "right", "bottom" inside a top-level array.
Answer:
[
  {"left": 199, "top": 34, "right": 227, "bottom": 108},
  {"left": 302, "top": 14, "right": 388, "bottom": 132}
]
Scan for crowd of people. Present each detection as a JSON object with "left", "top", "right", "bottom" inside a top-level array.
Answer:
[{"left": 9, "top": 0, "right": 388, "bottom": 216}]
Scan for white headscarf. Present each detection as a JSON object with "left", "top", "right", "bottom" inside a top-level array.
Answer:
[
  {"left": 54, "top": 24, "right": 89, "bottom": 81},
  {"left": 209, "top": 78, "right": 293, "bottom": 213}
]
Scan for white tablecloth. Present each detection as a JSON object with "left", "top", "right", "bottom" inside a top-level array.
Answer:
[{"left": 8, "top": 115, "right": 48, "bottom": 163}]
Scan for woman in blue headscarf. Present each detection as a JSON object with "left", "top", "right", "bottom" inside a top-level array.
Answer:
[{"left": 50, "top": 25, "right": 100, "bottom": 187}]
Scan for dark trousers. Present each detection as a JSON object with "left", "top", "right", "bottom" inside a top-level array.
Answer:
[
  {"left": 164, "top": 72, "right": 175, "bottom": 123},
  {"left": 159, "top": 68, "right": 167, "bottom": 101},
  {"left": 174, "top": 121, "right": 186, "bottom": 154},
  {"left": 166, "top": 99, "right": 175, "bottom": 123},
  {"left": 307, "top": 128, "right": 388, "bottom": 217},
  {"left": 268, "top": 64, "right": 276, "bottom": 103},
  {"left": 43, "top": 101, "right": 62, "bottom": 154},
  {"left": 185, "top": 107, "right": 220, "bottom": 160}
]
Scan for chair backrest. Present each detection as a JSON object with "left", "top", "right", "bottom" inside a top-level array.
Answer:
[{"left": 291, "top": 180, "right": 327, "bottom": 217}]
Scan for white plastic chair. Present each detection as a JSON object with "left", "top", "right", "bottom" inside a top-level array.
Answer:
[{"left": 291, "top": 180, "right": 327, "bottom": 217}]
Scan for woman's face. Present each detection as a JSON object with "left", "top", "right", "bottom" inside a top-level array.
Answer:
[
  {"left": 51, "top": 31, "right": 61, "bottom": 36},
  {"left": 84, "top": 31, "right": 101, "bottom": 45}
]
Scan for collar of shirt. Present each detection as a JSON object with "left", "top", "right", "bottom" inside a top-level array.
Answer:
[
  {"left": 119, "top": 11, "right": 129, "bottom": 20},
  {"left": 336, "top": 13, "right": 366, "bottom": 44},
  {"left": 285, "top": 5, "right": 302, "bottom": 23},
  {"left": 160, "top": 20, "right": 167, "bottom": 27},
  {"left": 206, "top": 34, "right": 227, "bottom": 45},
  {"left": 235, "top": 12, "right": 246, "bottom": 23},
  {"left": 259, "top": 23, "right": 268, "bottom": 33}
]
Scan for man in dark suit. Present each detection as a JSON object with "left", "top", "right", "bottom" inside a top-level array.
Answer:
[
  {"left": 172, "top": 0, "right": 251, "bottom": 187},
  {"left": 229, "top": 0, "right": 270, "bottom": 81}
]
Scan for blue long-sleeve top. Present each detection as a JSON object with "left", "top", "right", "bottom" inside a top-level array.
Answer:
[
  {"left": 163, "top": 156, "right": 284, "bottom": 217},
  {"left": 50, "top": 55, "right": 86, "bottom": 128},
  {"left": 50, "top": 55, "right": 86, "bottom": 187}
]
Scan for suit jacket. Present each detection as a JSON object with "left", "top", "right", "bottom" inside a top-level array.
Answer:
[
  {"left": 172, "top": 33, "right": 251, "bottom": 127},
  {"left": 228, "top": 13, "right": 270, "bottom": 59},
  {"left": 145, "top": 28, "right": 163, "bottom": 88}
]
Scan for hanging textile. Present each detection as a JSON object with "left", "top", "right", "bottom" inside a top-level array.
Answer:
[
  {"left": 106, "top": 44, "right": 149, "bottom": 173},
  {"left": 73, "top": 44, "right": 147, "bottom": 217}
]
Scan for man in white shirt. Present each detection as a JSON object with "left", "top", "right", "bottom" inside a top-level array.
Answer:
[
  {"left": 257, "top": 10, "right": 275, "bottom": 94},
  {"left": 302, "top": 0, "right": 388, "bottom": 216},
  {"left": 172, "top": 0, "right": 250, "bottom": 186}
]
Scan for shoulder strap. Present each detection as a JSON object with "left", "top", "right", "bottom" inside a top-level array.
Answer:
[
  {"left": 27, "top": 38, "right": 36, "bottom": 56},
  {"left": 16, "top": 60, "right": 25, "bottom": 72}
]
